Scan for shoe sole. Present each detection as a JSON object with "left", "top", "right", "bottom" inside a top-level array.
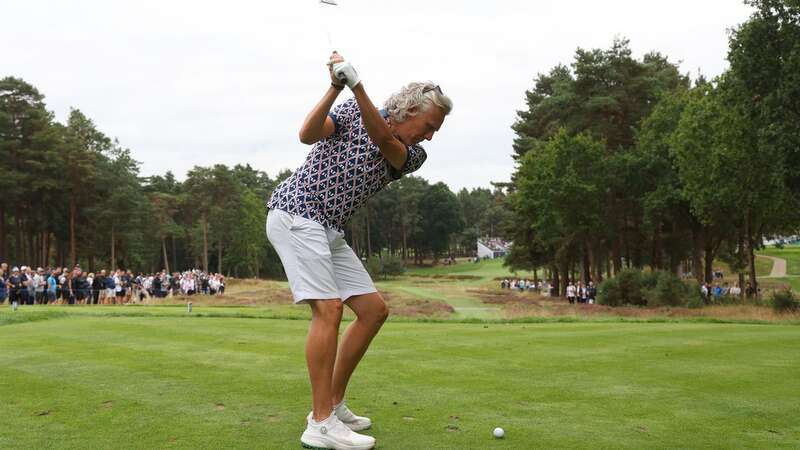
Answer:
[
  {"left": 301, "top": 443, "right": 329, "bottom": 450},
  {"left": 301, "top": 442, "right": 374, "bottom": 450},
  {"left": 300, "top": 437, "right": 374, "bottom": 450}
]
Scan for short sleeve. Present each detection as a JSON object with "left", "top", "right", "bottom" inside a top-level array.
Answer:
[
  {"left": 388, "top": 144, "right": 428, "bottom": 180},
  {"left": 327, "top": 98, "right": 360, "bottom": 136}
]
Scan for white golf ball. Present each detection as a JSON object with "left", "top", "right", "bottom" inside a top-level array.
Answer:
[{"left": 493, "top": 427, "right": 505, "bottom": 438}]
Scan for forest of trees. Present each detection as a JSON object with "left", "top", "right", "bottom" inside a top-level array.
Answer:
[
  {"left": 4, "top": 0, "right": 796, "bottom": 292},
  {"left": 0, "top": 78, "right": 505, "bottom": 277},
  {"left": 506, "top": 0, "right": 800, "bottom": 296}
]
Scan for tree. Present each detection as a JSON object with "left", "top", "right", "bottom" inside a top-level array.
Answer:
[
  {"left": 416, "top": 183, "right": 464, "bottom": 262},
  {"left": 509, "top": 130, "right": 607, "bottom": 292}
]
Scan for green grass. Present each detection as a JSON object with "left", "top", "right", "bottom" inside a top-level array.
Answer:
[
  {"left": 405, "top": 257, "right": 537, "bottom": 280},
  {"left": 755, "top": 255, "right": 774, "bottom": 277},
  {"left": 759, "top": 246, "right": 800, "bottom": 276},
  {"left": 1, "top": 310, "right": 799, "bottom": 449}
]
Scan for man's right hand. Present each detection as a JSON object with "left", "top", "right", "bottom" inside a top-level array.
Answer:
[
  {"left": 333, "top": 61, "right": 360, "bottom": 89},
  {"left": 328, "top": 51, "right": 345, "bottom": 87}
]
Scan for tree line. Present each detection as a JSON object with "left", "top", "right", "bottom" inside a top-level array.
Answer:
[
  {"left": 0, "top": 78, "right": 508, "bottom": 276},
  {"left": 506, "top": 0, "right": 800, "bottom": 296}
]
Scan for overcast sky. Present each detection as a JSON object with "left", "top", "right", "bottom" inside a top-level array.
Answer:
[{"left": 3, "top": 0, "right": 755, "bottom": 191}]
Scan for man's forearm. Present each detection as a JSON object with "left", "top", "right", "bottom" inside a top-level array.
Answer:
[
  {"left": 351, "top": 84, "right": 406, "bottom": 169},
  {"left": 299, "top": 85, "right": 341, "bottom": 144},
  {"left": 351, "top": 84, "right": 392, "bottom": 143}
]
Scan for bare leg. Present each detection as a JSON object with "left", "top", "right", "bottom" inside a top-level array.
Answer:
[
  {"left": 307, "top": 300, "right": 344, "bottom": 421},
  {"left": 331, "top": 292, "right": 389, "bottom": 405}
]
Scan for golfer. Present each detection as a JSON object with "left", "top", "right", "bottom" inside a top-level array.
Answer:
[{"left": 266, "top": 52, "right": 452, "bottom": 449}]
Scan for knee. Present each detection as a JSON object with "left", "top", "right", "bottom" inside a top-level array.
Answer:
[
  {"left": 312, "top": 300, "right": 344, "bottom": 324},
  {"left": 368, "top": 300, "right": 390, "bottom": 326}
]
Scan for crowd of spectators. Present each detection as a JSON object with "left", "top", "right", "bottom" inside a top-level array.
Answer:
[
  {"left": 0, "top": 262, "right": 225, "bottom": 306},
  {"left": 701, "top": 282, "right": 754, "bottom": 301},
  {"left": 500, "top": 278, "right": 598, "bottom": 304}
]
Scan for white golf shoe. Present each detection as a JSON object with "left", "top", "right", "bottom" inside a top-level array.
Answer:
[
  {"left": 301, "top": 413, "right": 375, "bottom": 450},
  {"left": 334, "top": 401, "right": 372, "bottom": 432}
]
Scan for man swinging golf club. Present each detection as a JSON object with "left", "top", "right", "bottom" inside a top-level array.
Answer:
[{"left": 266, "top": 52, "right": 452, "bottom": 449}]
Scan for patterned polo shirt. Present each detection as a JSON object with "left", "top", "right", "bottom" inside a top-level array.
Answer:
[{"left": 267, "top": 98, "right": 427, "bottom": 232}]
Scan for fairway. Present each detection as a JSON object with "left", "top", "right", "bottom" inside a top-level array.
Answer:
[{"left": 1, "top": 311, "right": 799, "bottom": 449}]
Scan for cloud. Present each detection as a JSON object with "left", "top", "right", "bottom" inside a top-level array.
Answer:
[{"left": 2, "top": 0, "right": 753, "bottom": 190}]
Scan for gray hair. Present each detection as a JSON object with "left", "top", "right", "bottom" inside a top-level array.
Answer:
[{"left": 383, "top": 81, "right": 453, "bottom": 124}]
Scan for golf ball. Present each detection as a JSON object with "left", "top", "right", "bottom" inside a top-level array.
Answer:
[{"left": 493, "top": 427, "right": 504, "bottom": 438}]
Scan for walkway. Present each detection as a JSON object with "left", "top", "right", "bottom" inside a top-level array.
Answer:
[{"left": 759, "top": 255, "right": 788, "bottom": 278}]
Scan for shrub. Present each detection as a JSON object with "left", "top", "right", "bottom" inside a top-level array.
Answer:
[
  {"left": 381, "top": 255, "right": 406, "bottom": 278},
  {"left": 597, "top": 276, "right": 622, "bottom": 306},
  {"left": 771, "top": 289, "right": 799, "bottom": 312},
  {"left": 684, "top": 280, "right": 705, "bottom": 309},
  {"left": 646, "top": 271, "right": 688, "bottom": 307},
  {"left": 364, "top": 257, "right": 383, "bottom": 279},
  {"left": 599, "top": 270, "right": 700, "bottom": 308},
  {"left": 363, "top": 255, "right": 406, "bottom": 279},
  {"left": 598, "top": 269, "right": 645, "bottom": 306}
]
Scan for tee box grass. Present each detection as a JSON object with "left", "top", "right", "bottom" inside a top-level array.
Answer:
[{"left": 0, "top": 309, "right": 798, "bottom": 449}]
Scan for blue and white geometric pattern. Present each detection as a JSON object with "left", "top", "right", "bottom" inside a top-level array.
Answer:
[{"left": 267, "top": 98, "right": 427, "bottom": 232}]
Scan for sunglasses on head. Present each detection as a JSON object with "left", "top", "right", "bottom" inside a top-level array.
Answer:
[{"left": 422, "top": 85, "right": 443, "bottom": 95}]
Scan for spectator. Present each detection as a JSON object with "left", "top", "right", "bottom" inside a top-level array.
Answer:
[
  {"left": 20, "top": 266, "right": 31, "bottom": 305},
  {"left": 33, "top": 267, "right": 45, "bottom": 304},
  {"left": 566, "top": 281, "right": 576, "bottom": 304},
  {"left": 0, "top": 268, "right": 6, "bottom": 304},
  {"left": 93, "top": 270, "right": 105, "bottom": 305},
  {"left": 114, "top": 269, "right": 126, "bottom": 303},
  {"left": 586, "top": 281, "right": 597, "bottom": 304},
  {"left": 46, "top": 270, "right": 58, "bottom": 304}
]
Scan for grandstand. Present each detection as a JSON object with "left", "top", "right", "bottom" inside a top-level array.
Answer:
[{"left": 477, "top": 237, "right": 511, "bottom": 259}]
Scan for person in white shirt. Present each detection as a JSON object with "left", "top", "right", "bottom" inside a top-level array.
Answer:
[{"left": 566, "top": 281, "right": 576, "bottom": 304}]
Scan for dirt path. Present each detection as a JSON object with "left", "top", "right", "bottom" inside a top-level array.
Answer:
[{"left": 759, "top": 255, "right": 788, "bottom": 278}]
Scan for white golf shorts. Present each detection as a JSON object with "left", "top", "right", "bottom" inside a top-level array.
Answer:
[{"left": 266, "top": 209, "right": 376, "bottom": 304}]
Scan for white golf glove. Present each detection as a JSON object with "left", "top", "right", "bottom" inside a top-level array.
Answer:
[{"left": 332, "top": 61, "right": 361, "bottom": 89}]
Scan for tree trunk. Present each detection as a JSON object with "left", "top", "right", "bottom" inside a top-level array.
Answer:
[
  {"left": 202, "top": 215, "right": 209, "bottom": 272},
  {"left": 162, "top": 237, "right": 170, "bottom": 273},
  {"left": 172, "top": 235, "right": 177, "bottom": 273},
  {"left": 15, "top": 208, "right": 22, "bottom": 263},
  {"left": 111, "top": 223, "right": 116, "bottom": 270},
  {"left": 365, "top": 208, "right": 372, "bottom": 258},
  {"left": 744, "top": 212, "right": 758, "bottom": 297},
  {"left": 652, "top": 222, "right": 663, "bottom": 270},
  {"left": 582, "top": 244, "right": 591, "bottom": 285},
  {"left": 42, "top": 232, "right": 49, "bottom": 268},
  {"left": 704, "top": 235, "right": 714, "bottom": 284},
  {"left": 69, "top": 198, "right": 77, "bottom": 266},
  {"left": 217, "top": 245, "right": 223, "bottom": 275},
  {"left": 611, "top": 238, "right": 622, "bottom": 275},
  {"left": 55, "top": 235, "right": 62, "bottom": 268},
  {"left": 632, "top": 217, "right": 643, "bottom": 269},
  {"left": 691, "top": 228, "right": 704, "bottom": 284},
  {"left": 551, "top": 265, "right": 560, "bottom": 297},
  {"left": 560, "top": 259, "right": 569, "bottom": 296},
  {"left": 401, "top": 221, "right": 408, "bottom": 261},
  {"left": 0, "top": 205, "right": 5, "bottom": 262},
  {"left": 28, "top": 227, "right": 35, "bottom": 267}
]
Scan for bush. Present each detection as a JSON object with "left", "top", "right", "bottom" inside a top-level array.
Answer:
[
  {"left": 363, "top": 255, "right": 406, "bottom": 280},
  {"left": 771, "top": 289, "right": 799, "bottom": 312},
  {"left": 647, "top": 271, "right": 687, "bottom": 307},
  {"left": 381, "top": 255, "right": 406, "bottom": 278},
  {"left": 599, "top": 269, "right": 699, "bottom": 308},
  {"left": 364, "top": 257, "right": 383, "bottom": 279},
  {"left": 684, "top": 281, "right": 705, "bottom": 309},
  {"left": 598, "top": 269, "right": 645, "bottom": 306}
]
